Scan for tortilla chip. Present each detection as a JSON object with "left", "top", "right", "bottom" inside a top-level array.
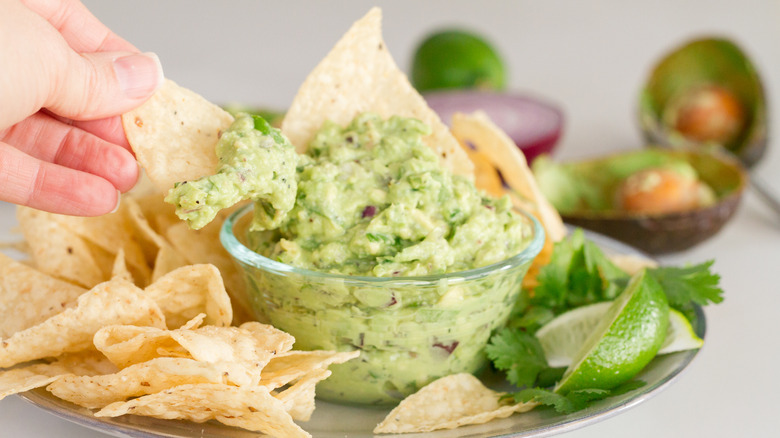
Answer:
[
  {"left": 122, "top": 79, "right": 235, "bottom": 192},
  {"left": 144, "top": 264, "right": 233, "bottom": 328},
  {"left": 462, "top": 144, "right": 505, "bottom": 198},
  {"left": 273, "top": 368, "right": 332, "bottom": 422},
  {"left": 166, "top": 323, "right": 284, "bottom": 370},
  {"left": 122, "top": 196, "right": 193, "bottom": 283},
  {"left": 124, "top": 196, "right": 172, "bottom": 263},
  {"left": 450, "top": 111, "right": 566, "bottom": 288},
  {"left": 0, "top": 351, "right": 114, "bottom": 401},
  {"left": 93, "top": 316, "right": 288, "bottom": 375},
  {"left": 83, "top": 240, "right": 118, "bottom": 281},
  {"left": 281, "top": 8, "right": 473, "bottom": 177},
  {"left": 0, "top": 253, "right": 86, "bottom": 338},
  {"left": 239, "top": 322, "right": 296, "bottom": 356},
  {"left": 609, "top": 254, "right": 659, "bottom": 275},
  {"left": 260, "top": 350, "right": 359, "bottom": 389},
  {"left": 130, "top": 192, "right": 181, "bottom": 238},
  {"left": 47, "top": 357, "right": 257, "bottom": 409},
  {"left": 110, "top": 249, "right": 134, "bottom": 283},
  {"left": 450, "top": 111, "right": 566, "bottom": 241},
  {"left": 16, "top": 206, "right": 104, "bottom": 288},
  {"left": 0, "top": 278, "right": 166, "bottom": 368},
  {"left": 150, "top": 244, "right": 188, "bottom": 282},
  {"left": 45, "top": 203, "right": 152, "bottom": 285},
  {"left": 94, "top": 323, "right": 191, "bottom": 370},
  {"left": 374, "top": 373, "right": 535, "bottom": 434},
  {"left": 95, "top": 383, "right": 310, "bottom": 438},
  {"left": 165, "top": 218, "right": 253, "bottom": 320}
]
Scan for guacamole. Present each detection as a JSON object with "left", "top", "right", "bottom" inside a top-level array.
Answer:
[
  {"left": 165, "top": 114, "right": 298, "bottom": 231},
  {"left": 220, "top": 113, "right": 541, "bottom": 405},
  {"left": 250, "top": 113, "right": 532, "bottom": 277}
]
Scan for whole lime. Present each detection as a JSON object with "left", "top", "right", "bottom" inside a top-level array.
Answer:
[{"left": 411, "top": 29, "right": 507, "bottom": 92}]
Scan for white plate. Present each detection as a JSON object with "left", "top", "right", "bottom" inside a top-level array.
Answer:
[{"left": 15, "top": 230, "right": 706, "bottom": 438}]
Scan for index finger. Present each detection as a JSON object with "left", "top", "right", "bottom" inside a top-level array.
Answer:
[{"left": 22, "top": 0, "right": 135, "bottom": 52}]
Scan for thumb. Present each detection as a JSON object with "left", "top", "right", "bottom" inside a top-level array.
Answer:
[{"left": 45, "top": 51, "right": 164, "bottom": 121}]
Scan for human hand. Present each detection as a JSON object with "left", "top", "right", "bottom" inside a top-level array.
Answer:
[{"left": 0, "top": 0, "right": 164, "bottom": 216}]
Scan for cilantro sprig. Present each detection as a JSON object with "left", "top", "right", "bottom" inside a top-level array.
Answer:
[
  {"left": 527, "top": 228, "right": 723, "bottom": 320},
  {"left": 485, "top": 328, "right": 550, "bottom": 389}
]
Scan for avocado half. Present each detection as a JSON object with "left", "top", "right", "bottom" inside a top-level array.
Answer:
[
  {"left": 532, "top": 147, "right": 747, "bottom": 254},
  {"left": 639, "top": 37, "right": 767, "bottom": 168}
]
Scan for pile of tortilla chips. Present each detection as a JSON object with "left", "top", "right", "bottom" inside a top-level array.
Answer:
[
  {"left": 2, "top": 6, "right": 569, "bottom": 437},
  {"left": 1, "top": 200, "right": 357, "bottom": 437}
]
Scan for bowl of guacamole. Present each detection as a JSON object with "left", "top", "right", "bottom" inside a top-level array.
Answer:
[{"left": 221, "top": 113, "right": 544, "bottom": 405}]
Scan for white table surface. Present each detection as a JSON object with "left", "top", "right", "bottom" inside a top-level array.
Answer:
[{"left": 1, "top": 1, "right": 778, "bottom": 437}]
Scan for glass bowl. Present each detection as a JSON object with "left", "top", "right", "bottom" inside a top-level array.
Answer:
[{"left": 221, "top": 204, "right": 544, "bottom": 405}]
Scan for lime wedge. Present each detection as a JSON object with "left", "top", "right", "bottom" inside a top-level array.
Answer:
[
  {"left": 536, "top": 302, "right": 612, "bottom": 368},
  {"left": 536, "top": 303, "right": 702, "bottom": 368},
  {"left": 658, "top": 308, "right": 704, "bottom": 354},
  {"left": 553, "top": 270, "right": 669, "bottom": 394}
]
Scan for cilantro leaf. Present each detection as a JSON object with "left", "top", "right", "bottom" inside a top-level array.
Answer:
[
  {"left": 511, "top": 380, "right": 647, "bottom": 414},
  {"left": 485, "top": 328, "right": 548, "bottom": 388},
  {"left": 506, "top": 305, "right": 555, "bottom": 333},
  {"left": 647, "top": 260, "right": 724, "bottom": 307},
  {"left": 251, "top": 114, "right": 286, "bottom": 145},
  {"left": 536, "top": 366, "right": 567, "bottom": 388},
  {"left": 513, "top": 388, "right": 575, "bottom": 413},
  {"left": 531, "top": 229, "right": 628, "bottom": 313}
]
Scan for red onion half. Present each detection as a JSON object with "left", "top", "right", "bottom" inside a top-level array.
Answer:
[{"left": 424, "top": 91, "right": 564, "bottom": 162}]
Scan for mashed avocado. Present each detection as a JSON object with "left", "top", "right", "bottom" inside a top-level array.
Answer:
[
  {"left": 250, "top": 113, "right": 532, "bottom": 277},
  {"left": 165, "top": 114, "right": 298, "bottom": 231}
]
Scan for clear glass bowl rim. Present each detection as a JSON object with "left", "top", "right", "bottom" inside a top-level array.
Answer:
[{"left": 221, "top": 203, "right": 545, "bottom": 285}]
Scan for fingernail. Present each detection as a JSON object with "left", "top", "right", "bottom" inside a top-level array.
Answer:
[
  {"left": 114, "top": 52, "right": 164, "bottom": 99},
  {"left": 110, "top": 190, "right": 122, "bottom": 214}
]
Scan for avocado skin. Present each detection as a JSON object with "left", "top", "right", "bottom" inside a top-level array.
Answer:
[
  {"left": 561, "top": 192, "right": 741, "bottom": 254},
  {"left": 534, "top": 147, "right": 747, "bottom": 254}
]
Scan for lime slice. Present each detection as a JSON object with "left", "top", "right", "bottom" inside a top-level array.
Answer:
[
  {"left": 411, "top": 30, "right": 506, "bottom": 92},
  {"left": 536, "top": 303, "right": 702, "bottom": 368},
  {"left": 553, "top": 270, "right": 669, "bottom": 394},
  {"left": 659, "top": 308, "right": 704, "bottom": 354}
]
